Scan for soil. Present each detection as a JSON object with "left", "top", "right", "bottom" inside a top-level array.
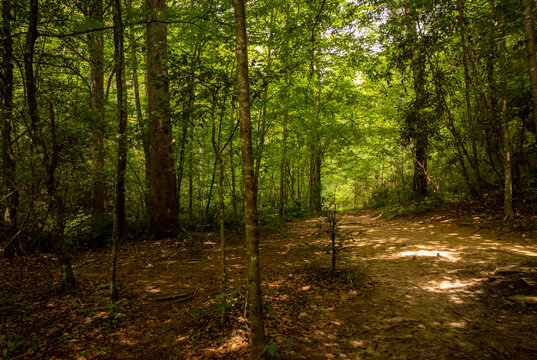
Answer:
[{"left": 2, "top": 203, "right": 537, "bottom": 359}]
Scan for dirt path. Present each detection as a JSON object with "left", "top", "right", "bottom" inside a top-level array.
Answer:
[
  {"left": 2, "top": 209, "right": 537, "bottom": 359},
  {"left": 274, "top": 211, "right": 537, "bottom": 359}
]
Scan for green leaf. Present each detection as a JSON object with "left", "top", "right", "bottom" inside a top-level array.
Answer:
[
  {"left": 261, "top": 343, "right": 277, "bottom": 356},
  {"left": 280, "top": 337, "right": 294, "bottom": 346}
]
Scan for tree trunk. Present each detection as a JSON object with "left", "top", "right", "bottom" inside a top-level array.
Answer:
[
  {"left": 499, "top": 9, "right": 514, "bottom": 221},
  {"left": 229, "top": 125, "right": 239, "bottom": 229},
  {"left": 411, "top": 49, "right": 428, "bottom": 200},
  {"left": 232, "top": 0, "right": 266, "bottom": 356},
  {"left": 522, "top": 0, "right": 537, "bottom": 133},
  {"left": 147, "top": 0, "right": 178, "bottom": 238},
  {"left": 25, "top": 0, "right": 76, "bottom": 292},
  {"left": 279, "top": 72, "right": 289, "bottom": 217},
  {"left": 110, "top": 0, "right": 128, "bottom": 301},
  {"left": 88, "top": 0, "right": 106, "bottom": 219},
  {"left": 188, "top": 152, "right": 193, "bottom": 222},
  {"left": 457, "top": 0, "right": 484, "bottom": 204},
  {"left": 1, "top": 0, "right": 19, "bottom": 257},
  {"left": 309, "top": 142, "right": 322, "bottom": 212},
  {"left": 210, "top": 90, "right": 227, "bottom": 322},
  {"left": 177, "top": 121, "right": 188, "bottom": 213}
]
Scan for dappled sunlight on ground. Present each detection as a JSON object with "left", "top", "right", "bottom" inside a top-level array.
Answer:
[
  {"left": 3, "top": 210, "right": 536, "bottom": 359},
  {"left": 397, "top": 250, "right": 460, "bottom": 261}
]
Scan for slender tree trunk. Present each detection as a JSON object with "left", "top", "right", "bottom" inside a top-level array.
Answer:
[
  {"left": 309, "top": 141, "right": 322, "bottom": 212},
  {"left": 47, "top": 103, "right": 75, "bottom": 294},
  {"left": 188, "top": 152, "right": 193, "bottom": 223},
  {"left": 177, "top": 121, "right": 188, "bottom": 212},
  {"left": 279, "top": 72, "right": 289, "bottom": 217},
  {"left": 522, "top": 0, "right": 537, "bottom": 133},
  {"left": 147, "top": 0, "right": 178, "bottom": 238},
  {"left": 88, "top": 0, "right": 106, "bottom": 219},
  {"left": 229, "top": 124, "right": 239, "bottom": 229},
  {"left": 210, "top": 90, "right": 227, "bottom": 322},
  {"left": 233, "top": 0, "right": 266, "bottom": 356},
  {"left": 205, "top": 157, "right": 218, "bottom": 221},
  {"left": 177, "top": 67, "right": 194, "bottom": 213},
  {"left": 25, "top": 0, "right": 76, "bottom": 292},
  {"left": 1, "top": 0, "right": 19, "bottom": 257},
  {"left": 110, "top": 0, "right": 128, "bottom": 301},
  {"left": 457, "top": 0, "right": 484, "bottom": 203},
  {"left": 499, "top": 10, "right": 514, "bottom": 221}
]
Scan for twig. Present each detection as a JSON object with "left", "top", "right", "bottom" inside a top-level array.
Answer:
[{"left": 155, "top": 294, "right": 192, "bottom": 302}]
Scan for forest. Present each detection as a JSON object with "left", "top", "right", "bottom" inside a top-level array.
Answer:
[{"left": 1, "top": 0, "right": 537, "bottom": 358}]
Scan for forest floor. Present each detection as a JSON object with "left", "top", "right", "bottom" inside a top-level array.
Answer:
[{"left": 2, "top": 202, "right": 537, "bottom": 359}]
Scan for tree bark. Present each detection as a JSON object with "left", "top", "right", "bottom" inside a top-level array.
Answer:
[
  {"left": 110, "top": 0, "right": 128, "bottom": 301},
  {"left": 232, "top": 0, "right": 266, "bottom": 356},
  {"left": 88, "top": 0, "right": 106, "bottom": 219},
  {"left": 1, "top": 0, "right": 19, "bottom": 257},
  {"left": 25, "top": 0, "right": 76, "bottom": 292},
  {"left": 279, "top": 72, "right": 290, "bottom": 217},
  {"left": 522, "top": 0, "right": 537, "bottom": 133},
  {"left": 146, "top": 0, "right": 179, "bottom": 238},
  {"left": 499, "top": 9, "right": 514, "bottom": 221},
  {"left": 411, "top": 48, "right": 428, "bottom": 200}
]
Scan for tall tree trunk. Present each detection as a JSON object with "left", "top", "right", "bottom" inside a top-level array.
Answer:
[
  {"left": 1, "top": 0, "right": 19, "bottom": 257},
  {"left": 147, "top": 0, "right": 178, "bottom": 238},
  {"left": 210, "top": 90, "right": 226, "bottom": 322},
  {"left": 307, "top": 5, "right": 324, "bottom": 213},
  {"left": 88, "top": 0, "right": 106, "bottom": 219},
  {"left": 110, "top": 0, "right": 128, "bottom": 301},
  {"left": 25, "top": 0, "right": 76, "bottom": 292},
  {"left": 522, "top": 0, "right": 537, "bottom": 133},
  {"left": 411, "top": 49, "right": 428, "bottom": 199},
  {"left": 499, "top": 9, "right": 514, "bottom": 221},
  {"left": 233, "top": 0, "right": 266, "bottom": 356},
  {"left": 279, "top": 72, "right": 290, "bottom": 217}
]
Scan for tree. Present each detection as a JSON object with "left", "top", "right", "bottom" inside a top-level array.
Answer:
[
  {"left": 499, "top": 1, "right": 514, "bottom": 220},
  {"left": 147, "top": 0, "right": 179, "bottom": 238},
  {"left": 24, "top": 0, "right": 76, "bottom": 293},
  {"left": 1, "top": 0, "right": 18, "bottom": 257},
  {"left": 233, "top": 0, "right": 266, "bottom": 356},
  {"left": 110, "top": 0, "right": 128, "bottom": 301},
  {"left": 522, "top": 0, "right": 537, "bottom": 134},
  {"left": 88, "top": 0, "right": 106, "bottom": 220}
]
